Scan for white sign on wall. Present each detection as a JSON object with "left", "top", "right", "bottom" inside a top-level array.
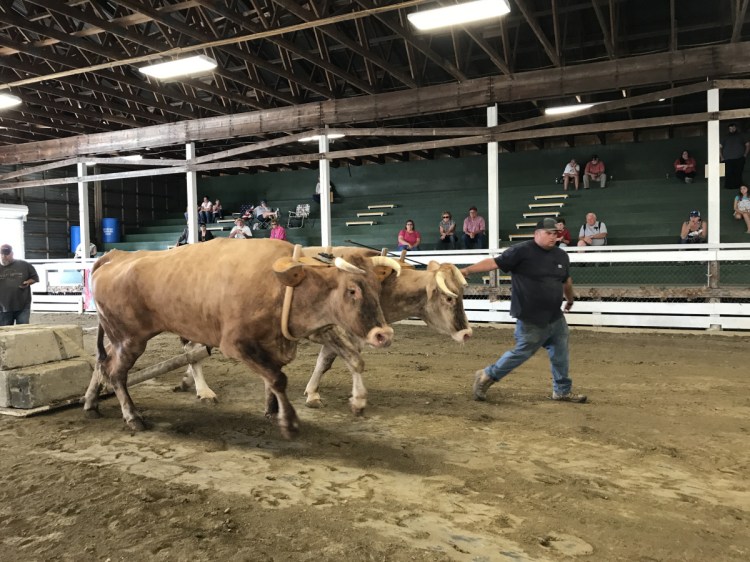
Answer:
[{"left": 0, "top": 204, "right": 29, "bottom": 258}]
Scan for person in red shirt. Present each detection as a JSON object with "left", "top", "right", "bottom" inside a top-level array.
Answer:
[
  {"left": 556, "top": 218, "right": 572, "bottom": 247},
  {"left": 673, "top": 150, "right": 697, "bottom": 184},
  {"left": 583, "top": 155, "right": 606, "bottom": 189},
  {"left": 397, "top": 219, "right": 421, "bottom": 251}
]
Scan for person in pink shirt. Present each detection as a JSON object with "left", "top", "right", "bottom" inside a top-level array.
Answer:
[
  {"left": 462, "top": 206, "right": 486, "bottom": 249},
  {"left": 583, "top": 155, "right": 606, "bottom": 189},
  {"left": 673, "top": 150, "right": 697, "bottom": 184},
  {"left": 269, "top": 218, "right": 287, "bottom": 241},
  {"left": 397, "top": 219, "right": 421, "bottom": 251}
]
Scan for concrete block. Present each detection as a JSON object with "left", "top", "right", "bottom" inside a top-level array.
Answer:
[
  {"left": 0, "top": 325, "right": 84, "bottom": 370},
  {"left": 0, "top": 358, "right": 92, "bottom": 409}
]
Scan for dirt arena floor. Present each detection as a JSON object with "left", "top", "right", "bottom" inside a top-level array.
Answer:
[{"left": 0, "top": 313, "right": 748, "bottom": 561}]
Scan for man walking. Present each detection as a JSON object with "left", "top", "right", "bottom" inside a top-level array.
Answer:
[
  {"left": 0, "top": 244, "right": 39, "bottom": 326},
  {"left": 720, "top": 123, "right": 750, "bottom": 190},
  {"left": 460, "top": 218, "right": 586, "bottom": 403}
]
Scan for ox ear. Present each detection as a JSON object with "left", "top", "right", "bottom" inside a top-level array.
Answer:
[
  {"left": 427, "top": 260, "right": 441, "bottom": 272},
  {"left": 272, "top": 257, "right": 306, "bottom": 287}
]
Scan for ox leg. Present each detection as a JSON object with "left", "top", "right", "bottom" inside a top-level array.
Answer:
[
  {"left": 316, "top": 332, "right": 367, "bottom": 416},
  {"left": 304, "top": 345, "right": 338, "bottom": 408},
  {"left": 82, "top": 362, "right": 106, "bottom": 418},
  {"left": 188, "top": 361, "right": 218, "bottom": 403},
  {"left": 100, "top": 341, "right": 149, "bottom": 431}
]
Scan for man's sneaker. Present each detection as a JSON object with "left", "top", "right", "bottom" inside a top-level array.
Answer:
[
  {"left": 551, "top": 391, "right": 587, "bottom": 403},
  {"left": 473, "top": 369, "right": 494, "bottom": 401}
]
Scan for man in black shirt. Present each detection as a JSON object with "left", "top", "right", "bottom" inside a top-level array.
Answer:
[{"left": 460, "top": 218, "right": 586, "bottom": 403}]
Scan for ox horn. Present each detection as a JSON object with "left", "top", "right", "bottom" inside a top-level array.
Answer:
[
  {"left": 435, "top": 271, "right": 458, "bottom": 298},
  {"left": 334, "top": 256, "right": 366, "bottom": 275},
  {"left": 450, "top": 264, "right": 468, "bottom": 287},
  {"left": 370, "top": 256, "right": 402, "bottom": 277}
]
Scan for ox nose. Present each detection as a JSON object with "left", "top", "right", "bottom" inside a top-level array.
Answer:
[
  {"left": 366, "top": 326, "right": 394, "bottom": 348},
  {"left": 452, "top": 327, "right": 473, "bottom": 343}
]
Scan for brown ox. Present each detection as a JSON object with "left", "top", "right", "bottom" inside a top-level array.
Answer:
[
  {"left": 180, "top": 247, "right": 471, "bottom": 415},
  {"left": 82, "top": 239, "right": 394, "bottom": 437}
]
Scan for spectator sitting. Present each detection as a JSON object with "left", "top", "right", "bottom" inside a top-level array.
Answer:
[
  {"left": 199, "top": 196, "right": 213, "bottom": 224},
  {"left": 680, "top": 210, "right": 707, "bottom": 244},
  {"left": 176, "top": 224, "right": 189, "bottom": 246},
  {"left": 556, "top": 218, "right": 571, "bottom": 247},
  {"left": 583, "top": 155, "right": 607, "bottom": 189},
  {"left": 462, "top": 206, "right": 486, "bottom": 249},
  {"left": 269, "top": 218, "right": 287, "bottom": 241},
  {"left": 254, "top": 200, "right": 278, "bottom": 220},
  {"left": 198, "top": 223, "right": 214, "bottom": 242},
  {"left": 577, "top": 213, "right": 608, "bottom": 246},
  {"left": 438, "top": 211, "right": 458, "bottom": 249},
  {"left": 228, "top": 218, "right": 253, "bottom": 239},
  {"left": 562, "top": 158, "right": 580, "bottom": 191},
  {"left": 397, "top": 219, "right": 421, "bottom": 251},
  {"left": 212, "top": 199, "right": 223, "bottom": 221},
  {"left": 74, "top": 241, "right": 97, "bottom": 258},
  {"left": 733, "top": 184, "right": 750, "bottom": 233},
  {"left": 674, "top": 150, "right": 697, "bottom": 184},
  {"left": 240, "top": 205, "right": 255, "bottom": 221}
]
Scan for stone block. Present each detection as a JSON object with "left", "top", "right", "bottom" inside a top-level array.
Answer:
[
  {"left": 0, "top": 325, "right": 84, "bottom": 370},
  {"left": 0, "top": 358, "right": 92, "bottom": 409}
]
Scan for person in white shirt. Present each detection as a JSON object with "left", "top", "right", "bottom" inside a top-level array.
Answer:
[
  {"left": 228, "top": 218, "right": 253, "bottom": 239},
  {"left": 254, "top": 200, "right": 278, "bottom": 220},
  {"left": 74, "top": 242, "right": 97, "bottom": 258},
  {"left": 199, "top": 196, "right": 214, "bottom": 224},
  {"left": 562, "top": 158, "right": 580, "bottom": 191}
]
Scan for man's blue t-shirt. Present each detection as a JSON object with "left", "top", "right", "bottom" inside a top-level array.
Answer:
[{"left": 493, "top": 240, "right": 570, "bottom": 326}]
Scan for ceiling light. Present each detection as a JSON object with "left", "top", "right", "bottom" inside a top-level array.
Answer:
[
  {"left": 298, "top": 133, "right": 346, "bottom": 143},
  {"left": 122, "top": 155, "right": 143, "bottom": 161},
  {"left": 408, "top": 0, "right": 510, "bottom": 31},
  {"left": 544, "top": 103, "right": 595, "bottom": 116},
  {"left": 659, "top": 98, "right": 666, "bottom": 102},
  {"left": 0, "top": 93, "right": 22, "bottom": 109},
  {"left": 139, "top": 55, "right": 217, "bottom": 79}
]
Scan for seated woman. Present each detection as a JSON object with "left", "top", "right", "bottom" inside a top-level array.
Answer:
[
  {"left": 562, "top": 158, "right": 580, "bottom": 191},
  {"left": 674, "top": 150, "right": 697, "bottom": 184},
  {"left": 397, "top": 219, "right": 421, "bottom": 251},
  {"left": 680, "top": 210, "right": 707, "bottom": 243},
  {"left": 437, "top": 211, "right": 457, "bottom": 249},
  {"left": 733, "top": 184, "right": 750, "bottom": 233},
  {"left": 254, "top": 200, "right": 278, "bottom": 220},
  {"left": 212, "top": 199, "right": 223, "bottom": 221},
  {"left": 269, "top": 218, "right": 287, "bottom": 241}
]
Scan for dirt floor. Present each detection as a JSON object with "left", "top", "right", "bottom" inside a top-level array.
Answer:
[{"left": 0, "top": 313, "right": 748, "bottom": 561}]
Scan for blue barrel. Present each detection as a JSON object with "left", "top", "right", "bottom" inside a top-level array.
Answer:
[
  {"left": 101, "top": 217, "right": 121, "bottom": 243},
  {"left": 70, "top": 225, "right": 81, "bottom": 254}
]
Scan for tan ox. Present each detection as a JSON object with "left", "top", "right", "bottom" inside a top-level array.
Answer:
[
  {"left": 82, "top": 239, "right": 394, "bottom": 438},
  {"left": 180, "top": 247, "right": 471, "bottom": 415}
]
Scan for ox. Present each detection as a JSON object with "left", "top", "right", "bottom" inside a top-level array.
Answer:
[
  {"left": 82, "top": 239, "right": 395, "bottom": 438},
  {"left": 180, "top": 247, "right": 471, "bottom": 415}
]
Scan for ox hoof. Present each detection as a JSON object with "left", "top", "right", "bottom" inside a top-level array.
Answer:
[
  {"left": 124, "top": 417, "right": 147, "bottom": 432},
  {"left": 305, "top": 398, "right": 323, "bottom": 409},
  {"left": 197, "top": 394, "right": 218, "bottom": 404},
  {"left": 83, "top": 408, "right": 102, "bottom": 419},
  {"left": 279, "top": 421, "right": 300, "bottom": 440},
  {"left": 349, "top": 397, "right": 367, "bottom": 416}
]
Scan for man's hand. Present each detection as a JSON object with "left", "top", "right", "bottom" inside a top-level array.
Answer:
[{"left": 564, "top": 300, "right": 574, "bottom": 312}]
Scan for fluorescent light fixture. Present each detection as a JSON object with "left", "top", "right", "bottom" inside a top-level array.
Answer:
[
  {"left": 122, "top": 154, "right": 143, "bottom": 161},
  {"left": 298, "top": 133, "right": 346, "bottom": 143},
  {"left": 408, "top": 0, "right": 510, "bottom": 31},
  {"left": 544, "top": 103, "right": 595, "bottom": 116},
  {"left": 0, "top": 93, "right": 21, "bottom": 109},
  {"left": 139, "top": 55, "right": 217, "bottom": 79},
  {"left": 658, "top": 98, "right": 666, "bottom": 102}
]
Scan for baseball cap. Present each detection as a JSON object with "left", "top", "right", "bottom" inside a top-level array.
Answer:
[
  {"left": 0, "top": 244, "right": 12, "bottom": 255},
  {"left": 591, "top": 154, "right": 599, "bottom": 159},
  {"left": 535, "top": 217, "right": 561, "bottom": 231},
  {"left": 689, "top": 210, "right": 701, "bottom": 217}
]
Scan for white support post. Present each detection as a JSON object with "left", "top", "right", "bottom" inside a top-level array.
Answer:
[
  {"left": 487, "top": 105, "right": 500, "bottom": 251},
  {"left": 77, "top": 162, "right": 90, "bottom": 260},
  {"left": 319, "top": 134, "right": 332, "bottom": 247},
  {"left": 186, "top": 143, "right": 198, "bottom": 244},
  {"left": 707, "top": 89, "right": 720, "bottom": 245}
]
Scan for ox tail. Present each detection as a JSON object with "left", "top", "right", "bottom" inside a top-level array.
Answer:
[{"left": 96, "top": 323, "right": 107, "bottom": 362}]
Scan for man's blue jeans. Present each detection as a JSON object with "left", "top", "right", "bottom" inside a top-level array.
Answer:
[
  {"left": 0, "top": 308, "right": 31, "bottom": 326},
  {"left": 484, "top": 316, "right": 572, "bottom": 395}
]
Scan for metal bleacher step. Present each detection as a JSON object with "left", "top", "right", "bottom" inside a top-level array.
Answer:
[
  {"left": 509, "top": 233, "right": 535, "bottom": 240},
  {"left": 515, "top": 222, "right": 537, "bottom": 229},
  {"left": 534, "top": 194, "right": 569, "bottom": 200},
  {"left": 346, "top": 221, "right": 376, "bottom": 226},
  {"left": 357, "top": 211, "right": 386, "bottom": 217},
  {"left": 206, "top": 225, "right": 230, "bottom": 231},
  {"left": 528, "top": 202, "right": 565, "bottom": 209},
  {"left": 216, "top": 219, "right": 235, "bottom": 224},
  {"left": 367, "top": 204, "right": 396, "bottom": 209},
  {"left": 523, "top": 211, "right": 560, "bottom": 218}
]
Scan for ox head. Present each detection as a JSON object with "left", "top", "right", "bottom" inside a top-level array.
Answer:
[
  {"left": 273, "top": 254, "right": 396, "bottom": 348},
  {"left": 420, "top": 261, "right": 472, "bottom": 343}
]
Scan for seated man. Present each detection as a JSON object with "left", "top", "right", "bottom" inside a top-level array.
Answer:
[
  {"left": 254, "top": 200, "right": 278, "bottom": 220},
  {"left": 462, "top": 206, "right": 486, "bottom": 249},
  {"left": 577, "top": 213, "right": 608, "bottom": 246},
  {"left": 583, "top": 155, "right": 607, "bottom": 189},
  {"left": 680, "top": 210, "right": 707, "bottom": 243},
  {"left": 562, "top": 158, "right": 580, "bottom": 191},
  {"left": 228, "top": 218, "right": 253, "bottom": 239}
]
